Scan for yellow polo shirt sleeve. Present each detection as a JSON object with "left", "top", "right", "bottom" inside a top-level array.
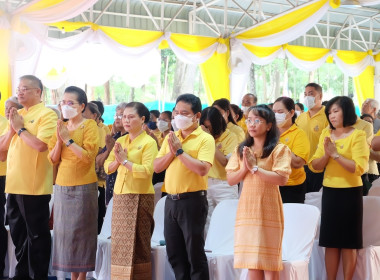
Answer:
[{"left": 131, "top": 140, "right": 158, "bottom": 179}]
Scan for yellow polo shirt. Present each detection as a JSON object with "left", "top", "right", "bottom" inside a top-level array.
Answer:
[
  {"left": 279, "top": 124, "right": 310, "bottom": 186},
  {"left": 227, "top": 122, "right": 245, "bottom": 144},
  {"left": 352, "top": 118, "right": 377, "bottom": 174},
  {"left": 104, "top": 131, "right": 158, "bottom": 194},
  {"left": 153, "top": 130, "right": 163, "bottom": 148},
  {"left": 0, "top": 116, "right": 8, "bottom": 176},
  {"left": 157, "top": 126, "right": 215, "bottom": 194},
  {"left": 208, "top": 129, "right": 238, "bottom": 180},
  {"left": 49, "top": 119, "right": 99, "bottom": 187},
  {"left": 6, "top": 103, "right": 57, "bottom": 195},
  {"left": 237, "top": 115, "right": 247, "bottom": 133},
  {"left": 309, "top": 128, "right": 369, "bottom": 188},
  {"left": 296, "top": 106, "right": 329, "bottom": 159}
]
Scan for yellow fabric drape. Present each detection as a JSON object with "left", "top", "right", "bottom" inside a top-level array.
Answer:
[
  {"left": 170, "top": 33, "right": 219, "bottom": 52},
  {"left": 199, "top": 39, "right": 230, "bottom": 104},
  {"left": 0, "top": 29, "right": 11, "bottom": 116},
  {"left": 336, "top": 50, "right": 369, "bottom": 64},
  {"left": 23, "top": 0, "right": 67, "bottom": 12},
  {"left": 354, "top": 66, "right": 374, "bottom": 108},
  {"left": 237, "top": 0, "right": 328, "bottom": 40},
  {"left": 285, "top": 45, "right": 330, "bottom": 61},
  {"left": 243, "top": 44, "right": 282, "bottom": 58}
]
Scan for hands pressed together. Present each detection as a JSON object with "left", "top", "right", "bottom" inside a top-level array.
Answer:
[
  {"left": 9, "top": 107, "right": 24, "bottom": 133},
  {"left": 243, "top": 146, "right": 257, "bottom": 171}
]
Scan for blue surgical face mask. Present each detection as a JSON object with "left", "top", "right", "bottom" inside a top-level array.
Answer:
[{"left": 147, "top": 121, "right": 157, "bottom": 130}]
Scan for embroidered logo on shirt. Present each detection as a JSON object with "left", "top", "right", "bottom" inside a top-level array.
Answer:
[
  {"left": 285, "top": 138, "right": 289, "bottom": 142},
  {"left": 30, "top": 120, "right": 34, "bottom": 123},
  {"left": 314, "top": 125, "right": 319, "bottom": 132},
  {"left": 138, "top": 146, "right": 142, "bottom": 150}
]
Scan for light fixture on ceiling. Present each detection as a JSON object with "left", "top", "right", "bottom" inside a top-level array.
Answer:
[{"left": 340, "top": 0, "right": 361, "bottom": 7}]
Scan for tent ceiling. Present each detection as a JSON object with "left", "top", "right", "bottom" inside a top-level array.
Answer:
[{"left": 2, "top": 0, "right": 380, "bottom": 51}]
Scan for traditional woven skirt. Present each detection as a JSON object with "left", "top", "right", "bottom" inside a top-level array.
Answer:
[
  {"left": 52, "top": 183, "right": 98, "bottom": 272},
  {"left": 111, "top": 193, "right": 154, "bottom": 280},
  {"left": 319, "top": 186, "right": 363, "bottom": 249}
]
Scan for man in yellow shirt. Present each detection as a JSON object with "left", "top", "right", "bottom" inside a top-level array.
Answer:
[
  {"left": 154, "top": 94, "right": 215, "bottom": 280},
  {"left": 296, "top": 83, "right": 329, "bottom": 192},
  {"left": 237, "top": 93, "right": 257, "bottom": 133},
  {"left": 0, "top": 75, "right": 57, "bottom": 280}
]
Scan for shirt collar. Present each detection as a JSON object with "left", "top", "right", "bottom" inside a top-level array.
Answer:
[
  {"left": 19, "top": 102, "right": 44, "bottom": 115},
  {"left": 176, "top": 125, "right": 202, "bottom": 141}
]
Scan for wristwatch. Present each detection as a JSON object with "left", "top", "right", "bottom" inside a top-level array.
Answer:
[
  {"left": 333, "top": 154, "right": 340, "bottom": 160},
  {"left": 175, "top": 148, "right": 184, "bottom": 157},
  {"left": 17, "top": 128, "right": 27, "bottom": 136},
  {"left": 65, "top": 139, "right": 74, "bottom": 147},
  {"left": 122, "top": 159, "right": 129, "bottom": 166},
  {"left": 251, "top": 165, "right": 259, "bottom": 174}
]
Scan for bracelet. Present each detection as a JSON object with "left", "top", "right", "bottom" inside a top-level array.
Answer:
[
  {"left": 17, "top": 128, "right": 27, "bottom": 136},
  {"left": 122, "top": 159, "right": 129, "bottom": 166}
]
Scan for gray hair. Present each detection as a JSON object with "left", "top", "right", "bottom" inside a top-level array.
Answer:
[
  {"left": 6, "top": 96, "right": 23, "bottom": 109},
  {"left": 365, "top": 98, "right": 379, "bottom": 110},
  {"left": 116, "top": 102, "right": 128, "bottom": 112}
]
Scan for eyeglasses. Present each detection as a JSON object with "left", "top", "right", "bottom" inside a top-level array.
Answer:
[
  {"left": 114, "top": 115, "right": 123, "bottom": 120},
  {"left": 245, "top": 119, "right": 265, "bottom": 126},
  {"left": 16, "top": 87, "right": 38, "bottom": 94},
  {"left": 59, "top": 100, "right": 79, "bottom": 106}
]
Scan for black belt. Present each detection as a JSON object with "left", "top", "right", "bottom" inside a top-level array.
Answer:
[{"left": 166, "top": 190, "right": 207, "bottom": 200}]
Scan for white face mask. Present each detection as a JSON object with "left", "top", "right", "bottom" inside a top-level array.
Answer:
[
  {"left": 174, "top": 114, "right": 194, "bottom": 130},
  {"left": 304, "top": 96, "right": 316, "bottom": 110},
  {"left": 171, "top": 119, "right": 178, "bottom": 131},
  {"left": 61, "top": 105, "right": 79, "bottom": 119},
  {"left": 275, "top": 112, "right": 287, "bottom": 125},
  {"left": 157, "top": 120, "right": 169, "bottom": 132},
  {"left": 295, "top": 110, "right": 301, "bottom": 117},
  {"left": 241, "top": 106, "right": 250, "bottom": 115}
]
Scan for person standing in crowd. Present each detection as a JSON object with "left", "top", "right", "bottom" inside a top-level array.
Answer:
[
  {"left": 5, "top": 96, "right": 23, "bottom": 120},
  {"left": 239, "top": 93, "right": 257, "bottom": 133},
  {"left": 199, "top": 107, "right": 238, "bottom": 233},
  {"left": 154, "top": 94, "right": 215, "bottom": 280},
  {"left": 0, "top": 75, "right": 57, "bottom": 280},
  {"left": 273, "top": 97, "right": 310, "bottom": 203},
  {"left": 48, "top": 86, "right": 99, "bottom": 280},
  {"left": 226, "top": 105, "right": 291, "bottom": 280},
  {"left": 296, "top": 83, "right": 329, "bottom": 192},
  {"left": 0, "top": 92, "right": 9, "bottom": 279},
  {"left": 230, "top": 104, "right": 244, "bottom": 125},
  {"left": 91, "top": 100, "right": 111, "bottom": 135},
  {"left": 96, "top": 102, "right": 128, "bottom": 205},
  {"left": 148, "top": 109, "right": 162, "bottom": 144},
  {"left": 104, "top": 102, "right": 158, "bottom": 280},
  {"left": 213, "top": 98, "right": 245, "bottom": 144},
  {"left": 295, "top": 102, "right": 304, "bottom": 116},
  {"left": 83, "top": 102, "right": 108, "bottom": 234},
  {"left": 310, "top": 96, "right": 368, "bottom": 280},
  {"left": 361, "top": 98, "right": 380, "bottom": 134}
]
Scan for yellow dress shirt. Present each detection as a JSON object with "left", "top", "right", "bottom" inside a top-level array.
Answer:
[
  {"left": 104, "top": 131, "right": 158, "bottom": 194},
  {"left": 237, "top": 115, "right": 247, "bottom": 133},
  {"left": 48, "top": 119, "right": 99, "bottom": 187},
  {"left": 227, "top": 122, "right": 245, "bottom": 144},
  {"left": 157, "top": 126, "right": 215, "bottom": 194},
  {"left": 0, "top": 116, "right": 8, "bottom": 176},
  {"left": 6, "top": 103, "right": 57, "bottom": 195},
  {"left": 208, "top": 129, "right": 237, "bottom": 180},
  {"left": 295, "top": 106, "right": 329, "bottom": 159},
  {"left": 279, "top": 124, "right": 310, "bottom": 186},
  {"left": 309, "top": 128, "right": 369, "bottom": 188}
]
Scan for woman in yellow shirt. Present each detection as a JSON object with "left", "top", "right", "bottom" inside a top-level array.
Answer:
[
  {"left": 199, "top": 107, "right": 238, "bottom": 233},
  {"left": 310, "top": 96, "right": 369, "bottom": 280},
  {"left": 226, "top": 105, "right": 291, "bottom": 280},
  {"left": 273, "top": 97, "right": 310, "bottom": 203},
  {"left": 213, "top": 98, "right": 245, "bottom": 144},
  {"left": 104, "top": 102, "right": 158, "bottom": 280},
  {"left": 48, "top": 86, "right": 99, "bottom": 280}
]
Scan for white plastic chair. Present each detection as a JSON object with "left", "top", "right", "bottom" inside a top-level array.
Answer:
[
  {"left": 368, "top": 180, "right": 380, "bottom": 196},
  {"left": 309, "top": 196, "right": 380, "bottom": 280},
  {"left": 153, "top": 182, "right": 164, "bottom": 206},
  {"left": 241, "top": 203, "right": 320, "bottom": 280}
]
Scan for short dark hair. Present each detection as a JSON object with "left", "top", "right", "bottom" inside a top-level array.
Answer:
[
  {"left": 325, "top": 96, "right": 357, "bottom": 129},
  {"left": 91, "top": 101, "right": 104, "bottom": 122},
  {"left": 230, "top": 104, "right": 243, "bottom": 122},
  {"left": 20, "top": 75, "right": 43, "bottom": 93},
  {"left": 295, "top": 102, "right": 304, "bottom": 111},
  {"left": 64, "top": 86, "right": 87, "bottom": 113},
  {"left": 86, "top": 102, "right": 101, "bottom": 119},
  {"left": 212, "top": 98, "right": 237, "bottom": 125},
  {"left": 238, "top": 105, "right": 279, "bottom": 159},
  {"left": 161, "top": 111, "right": 172, "bottom": 120},
  {"left": 176, "top": 94, "right": 202, "bottom": 114},
  {"left": 245, "top": 93, "right": 258, "bottom": 103},
  {"left": 305, "top": 83, "right": 322, "bottom": 94},
  {"left": 125, "top": 102, "right": 150, "bottom": 124},
  {"left": 200, "top": 107, "right": 227, "bottom": 138},
  {"left": 274, "top": 96, "right": 296, "bottom": 124},
  {"left": 150, "top": 110, "right": 160, "bottom": 119}
]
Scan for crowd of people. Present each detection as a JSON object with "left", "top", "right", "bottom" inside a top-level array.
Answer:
[{"left": 1, "top": 75, "right": 380, "bottom": 280}]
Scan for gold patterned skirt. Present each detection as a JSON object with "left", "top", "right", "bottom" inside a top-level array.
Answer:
[{"left": 111, "top": 193, "right": 154, "bottom": 280}]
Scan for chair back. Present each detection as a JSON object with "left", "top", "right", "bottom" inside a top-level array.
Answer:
[
  {"left": 99, "top": 198, "right": 113, "bottom": 238},
  {"left": 151, "top": 196, "right": 166, "bottom": 243},
  {"left": 363, "top": 196, "right": 380, "bottom": 247}
]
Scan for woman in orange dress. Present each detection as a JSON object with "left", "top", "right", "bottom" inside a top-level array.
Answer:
[{"left": 226, "top": 105, "right": 292, "bottom": 280}]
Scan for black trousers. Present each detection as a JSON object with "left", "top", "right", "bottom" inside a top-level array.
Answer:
[
  {"left": 6, "top": 194, "right": 51, "bottom": 280},
  {"left": 164, "top": 194, "right": 209, "bottom": 280},
  {"left": 280, "top": 181, "right": 306, "bottom": 203},
  {"left": 0, "top": 176, "right": 6, "bottom": 277},
  {"left": 304, "top": 165, "right": 324, "bottom": 193},
  {"left": 98, "top": 186, "right": 106, "bottom": 234}
]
